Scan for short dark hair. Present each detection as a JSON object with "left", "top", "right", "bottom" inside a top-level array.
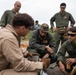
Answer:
[
  {"left": 60, "top": 3, "right": 66, "bottom": 7},
  {"left": 35, "top": 20, "right": 38, "bottom": 22},
  {"left": 12, "top": 13, "right": 34, "bottom": 28},
  {"left": 68, "top": 27, "right": 76, "bottom": 32}
]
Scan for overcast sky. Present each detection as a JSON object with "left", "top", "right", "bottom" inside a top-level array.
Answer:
[{"left": 0, "top": 0, "right": 76, "bottom": 27}]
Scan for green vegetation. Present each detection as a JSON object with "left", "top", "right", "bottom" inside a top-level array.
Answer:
[{"left": 25, "top": 31, "right": 32, "bottom": 40}]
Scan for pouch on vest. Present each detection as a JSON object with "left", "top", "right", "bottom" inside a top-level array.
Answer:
[{"left": 57, "top": 27, "right": 67, "bottom": 34}]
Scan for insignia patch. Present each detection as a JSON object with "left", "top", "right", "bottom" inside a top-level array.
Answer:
[
  {"left": 63, "top": 16, "right": 67, "bottom": 19},
  {"left": 43, "top": 40, "right": 48, "bottom": 43}
]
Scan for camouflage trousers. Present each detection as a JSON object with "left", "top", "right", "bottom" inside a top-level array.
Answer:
[{"left": 53, "top": 31, "right": 68, "bottom": 53}]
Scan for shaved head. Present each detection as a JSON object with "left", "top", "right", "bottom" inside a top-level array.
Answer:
[
  {"left": 14, "top": 1, "right": 21, "bottom": 5},
  {"left": 14, "top": 1, "right": 21, "bottom": 13}
]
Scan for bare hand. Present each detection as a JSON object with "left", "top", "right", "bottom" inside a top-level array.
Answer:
[
  {"left": 67, "top": 26, "right": 72, "bottom": 30},
  {"left": 66, "top": 58, "right": 76, "bottom": 65},
  {"left": 59, "top": 61, "right": 65, "bottom": 73},
  {"left": 53, "top": 27, "right": 57, "bottom": 31},
  {"left": 45, "top": 46, "right": 54, "bottom": 54}
]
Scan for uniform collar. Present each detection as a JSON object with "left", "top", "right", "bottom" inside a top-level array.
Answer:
[
  {"left": 12, "top": 9, "right": 16, "bottom": 13},
  {"left": 12, "top": 9, "right": 19, "bottom": 14},
  {"left": 69, "top": 40, "right": 76, "bottom": 47},
  {"left": 5, "top": 24, "right": 18, "bottom": 38},
  {"left": 59, "top": 11, "right": 66, "bottom": 14}
]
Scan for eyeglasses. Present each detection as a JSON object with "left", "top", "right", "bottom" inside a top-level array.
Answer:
[{"left": 68, "top": 33, "right": 76, "bottom": 37}]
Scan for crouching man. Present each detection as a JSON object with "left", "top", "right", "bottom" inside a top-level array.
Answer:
[
  {"left": 47, "top": 27, "right": 76, "bottom": 75},
  {"left": 0, "top": 13, "right": 50, "bottom": 75},
  {"left": 28, "top": 23, "right": 57, "bottom": 64}
]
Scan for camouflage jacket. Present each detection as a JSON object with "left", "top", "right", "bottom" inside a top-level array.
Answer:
[
  {"left": 57, "top": 40, "right": 76, "bottom": 64},
  {"left": 50, "top": 11, "right": 75, "bottom": 28},
  {"left": 29, "top": 30, "right": 56, "bottom": 53},
  {"left": 0, "top": 9, "right": 16, "bottom": 27}
]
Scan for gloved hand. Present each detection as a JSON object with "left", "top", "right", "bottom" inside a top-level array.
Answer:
[
  {"left": 26, "top": 52, "right": 33, "bottom": 57},
  {"left": 42, "top": 57, "right": 50, "bottom": 71},
  {"left": 24, "top": 52, "right": 40, "bottom": 57},
  {"left": 27, "top": 52, "right": 40, "bottom": 62},
  {"left": 42, "top": 53, "right": 49, "bottom": 59}
]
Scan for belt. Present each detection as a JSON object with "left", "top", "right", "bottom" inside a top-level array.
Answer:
[{"left": 57, "top": 27, "right": 67, "bottom": 28}]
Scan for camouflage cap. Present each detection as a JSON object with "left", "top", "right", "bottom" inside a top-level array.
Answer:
[{"left": 39, "top": 23, "right": 49, "bottom": 32}]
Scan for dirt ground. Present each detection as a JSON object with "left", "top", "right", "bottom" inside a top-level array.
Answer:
[{"left": 20, "top": 40, "right": 29, "bottom": 49}]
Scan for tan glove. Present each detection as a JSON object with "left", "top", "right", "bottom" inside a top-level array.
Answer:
[
  {"left": 24, "top": 52, "right": 40, "bottom": 57},
  {"left": 42, "top": 57, "right": 50, "bottom": 71},
  {"left": 42, "top": 54, "right": 49, "bottom": 59},
  {"left": 26, "top": 52, "right": 33, "bottom": 57},
  {"left": 27, "top": 52, "right": 40, "bottom": 62}
]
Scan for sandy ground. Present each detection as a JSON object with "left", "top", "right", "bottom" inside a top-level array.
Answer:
[{"left": 20, "top": 40, "right": 29, "bottom": 49}]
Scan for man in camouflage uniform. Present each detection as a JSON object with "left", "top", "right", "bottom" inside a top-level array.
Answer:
[
  {"left": 28, "top": 23, "right": 56, "bottom": 63},
  {"left": 50, "top": 3, "right": 75, "bottom": 52},
  {"left": 0, "top": 1, "right": 21, "bottom": 28},
  {"left": 47, "top": 27, "right": 76, "bottom": 75}
]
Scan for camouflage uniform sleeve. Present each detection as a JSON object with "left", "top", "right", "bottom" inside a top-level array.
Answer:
[
  {"left": 57, "top": 41, "right": 67, "bottom": 64},
  {"left": 69, "top": 13, "right": 75, "bottom": 26},
  {"left": 49, "top": 34, "right": 56, "bottom": 53},
  {"left": 29, "top": 31, "right": 46, "bottom": 51},
  {"left": 48, "top": 34, "right": 57, "bottom": 60},
  {"left": 0, "top": 10, "right": 8, "bottom": 26},
  {"left": 50, "top": 14, "right": 56, "bottom": 28}
]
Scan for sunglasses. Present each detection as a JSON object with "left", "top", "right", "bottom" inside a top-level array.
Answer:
[
  {"left": 61, "top": 7, "right": 65, "bottom": 9},
  {"left": 68, "top": 33, "right": 76, "bottom": 37}
]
